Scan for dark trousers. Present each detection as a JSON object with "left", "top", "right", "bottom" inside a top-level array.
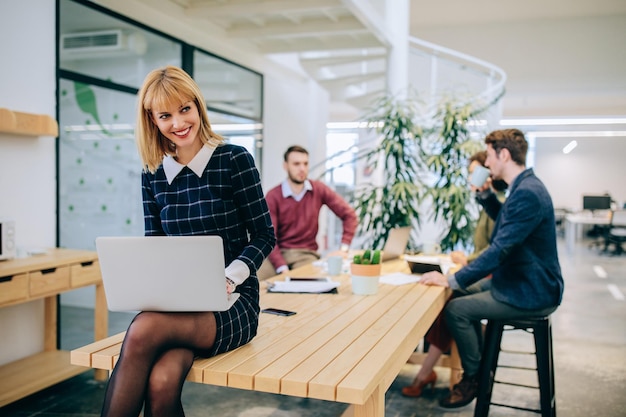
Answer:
[{"left": 445, "top": 279, "right": 557, "bottom": 376}]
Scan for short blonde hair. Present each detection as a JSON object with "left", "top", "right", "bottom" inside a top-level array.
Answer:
[{"left": 136, "top": 66, "right": 224, "bottom": 173}]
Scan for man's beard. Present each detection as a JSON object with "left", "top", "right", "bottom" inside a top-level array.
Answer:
[{"left": 288, "top": 173, "right": 305, "bottom": 185}]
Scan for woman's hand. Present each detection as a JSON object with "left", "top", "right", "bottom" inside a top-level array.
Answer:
[
  {"left": 420, "top": 271, "right": 449, "bottom": 287},
  {"left": 450, "top": 250, "right": 468, "bottom": 266},
  {"left": 225, "top": 277, "right": 237, "bottom": 295}
]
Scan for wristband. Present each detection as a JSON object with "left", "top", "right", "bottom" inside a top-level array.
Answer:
[{"left": 226, "top": 277, "right": 237, "bottom": 293}]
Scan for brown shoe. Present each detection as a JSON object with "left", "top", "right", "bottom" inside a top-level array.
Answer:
[
  {"left": 439, "top": 373, "right": 478, "bottom": 408},
  {"left": 401, "top": 370, "right": 437, "bottom": 397}
]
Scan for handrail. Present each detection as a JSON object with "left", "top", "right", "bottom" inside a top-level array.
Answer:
[
  {"left": 313, "top": 36, "right": 507, "bottom": 176},
  {"left": 408, "top": 36, "right": 507, "bottom": 110}
]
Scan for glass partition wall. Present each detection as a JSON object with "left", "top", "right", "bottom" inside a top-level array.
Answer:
[{"left": 58, "top": 0, "right": 263, "bottom": 250}]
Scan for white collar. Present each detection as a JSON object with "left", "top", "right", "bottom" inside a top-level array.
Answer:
[
  {"left": 281, "top": 179, "right": 312, "bottom": 198},
  {"left": 163, "top": 145, "right": 215, "bottom": 184}
]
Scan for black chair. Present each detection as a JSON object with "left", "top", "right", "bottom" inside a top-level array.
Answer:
[
  {"left": 553, "top": 208, "right": 568, "bottom": 237},
  {"left": 474, "top": 316, "right": 556, "bottom": 417},
  {"left": 586, "top": 210, "right": 612, "bottom": 251},
  {"left": 605, "top": 209, "right": 626, "bottom": 255}
]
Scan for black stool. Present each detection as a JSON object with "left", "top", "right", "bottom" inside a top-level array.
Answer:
[{"left": 474, "top": 316, "right": 556, "bottom": 417}]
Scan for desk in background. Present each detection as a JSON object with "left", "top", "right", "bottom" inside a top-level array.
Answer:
[{"left": 564, "top": 213, "right": 611, "bottom": 253}]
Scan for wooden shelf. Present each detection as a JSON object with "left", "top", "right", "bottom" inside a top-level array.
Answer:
[
  {"left": 0, "top": 108, "right": 58, "bottom": 137},
  {"left": 0, "top": 249, "right": 109, "bottom": 407},
  {"left": 0, "top": 350, "right": 88, "bottom": 407}
]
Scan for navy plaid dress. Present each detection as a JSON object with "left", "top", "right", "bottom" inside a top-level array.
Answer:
[{"left": 141, "top": 144, "right": 275, "bottom": 355}]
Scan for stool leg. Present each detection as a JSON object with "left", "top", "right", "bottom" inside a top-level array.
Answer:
[
  {"left": 474, "top": 321, "right": 504, "bottom": 417},
  {"left": 534, "top": 319, "right": 556, "bottom": 417},
  {"left": 547, "top": 321, "right": 556, "bottom": 417}
]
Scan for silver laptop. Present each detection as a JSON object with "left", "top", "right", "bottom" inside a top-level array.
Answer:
[
  {"left": 381, "top": 226, "right": 412, "bottom": 262},
  {"left": 95, "top": 236, "right": 239, "bottom": 312}
]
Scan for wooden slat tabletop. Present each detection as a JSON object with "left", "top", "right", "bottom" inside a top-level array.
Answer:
[{"left": 70, "top": 257, "right": 449, "bottom": 417}]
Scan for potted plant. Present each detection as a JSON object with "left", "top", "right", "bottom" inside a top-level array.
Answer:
[
  {"left": 423, "top": 99, "right": 485, "bottom": 251},
  {"left": 350, "top": 249, "right": 382, "bottom": 295},
  {"left": 351, "top": 94, "right": 426, "bottom": 251},
  {"left": 354, "top": 93, "right": 501, "bottom": 253},
  {"left": 322, "top": 92, "right": 501, "bottom": 254}
]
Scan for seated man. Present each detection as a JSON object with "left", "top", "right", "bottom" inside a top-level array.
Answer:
[
  {"left": 257, "top": 145, "right": 357, "bottom": 280},
  {"left": 421, "top": 129, "right": 564, "bottom": 409},
  {"left": 402, "top": 150, "right": 508, "bottom": 398}
]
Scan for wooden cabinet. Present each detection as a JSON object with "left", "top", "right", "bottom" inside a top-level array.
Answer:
[
  {"left": 29, "top": 266, "right": 71, "bottom": 297},
  {"left": 0, "top": 249, "right": 108, "bottom": 407},
  {"left": 0, "top": 273, "right": 29, "bottom": 304}
]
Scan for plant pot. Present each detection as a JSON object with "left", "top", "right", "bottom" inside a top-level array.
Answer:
[{"left": 350, "top": 263, "right": 382, "bottom": 295}]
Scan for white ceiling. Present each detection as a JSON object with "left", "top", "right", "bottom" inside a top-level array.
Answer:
[
  {"left": 164, "top": 0, "right": 389, "bottom": 53},
  {"left": 409, "top": 0, "right": 626, "bottom": 27},
  {"left": 105, "top": 0, "right": 626, "bottom": 133}
]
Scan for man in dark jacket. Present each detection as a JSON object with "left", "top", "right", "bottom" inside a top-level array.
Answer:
[{"left": 421, "top": 128, "right": 564, "bottom": 408}]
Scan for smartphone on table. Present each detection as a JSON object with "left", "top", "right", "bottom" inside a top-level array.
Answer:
[{"left": 261, "top": 308, "right": 296, "bottom": 316}]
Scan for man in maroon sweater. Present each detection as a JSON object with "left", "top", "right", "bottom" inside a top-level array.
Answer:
[{"left": 257, "top": 145, "right": 357, "bottom": 280}]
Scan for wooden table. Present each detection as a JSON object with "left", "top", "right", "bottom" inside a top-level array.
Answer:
[
  {"left": 71, "top": 258, "right": 448, "bottom": 417},
  {"left": 0, "top": 248, "right": 108, "bottom": 407}
]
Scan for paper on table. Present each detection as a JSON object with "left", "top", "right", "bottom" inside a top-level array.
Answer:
[
  {"left": 380, "top": 272, "right": 421, "bottom": 286},
  {"left": 267, "top": 278, "right": 340, "bottom": 293}
]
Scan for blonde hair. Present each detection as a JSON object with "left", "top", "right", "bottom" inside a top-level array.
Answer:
[{"left": 136, "top": 65, "right": 224, "bottom": 173}]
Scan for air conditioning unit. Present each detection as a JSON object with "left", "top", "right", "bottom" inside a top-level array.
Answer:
[{"left": 61, "top": 29, "right": 147, "bottom": 60}]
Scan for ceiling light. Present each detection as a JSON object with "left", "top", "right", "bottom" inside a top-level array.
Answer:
[
  {"left": 326, "top": 121, "right": 380, "bottom": 129},
  {"left": 527, "top": 131, "right": 626, "bottom": 138},
  {"left": 500, "top": 117, "right": 626, "bottom": 126},
  {"left": 562, "top": 140, "right": 577, "bottom": 154},
  {"left": 213, "top": 123, "right": 263, "bottom": 131}
]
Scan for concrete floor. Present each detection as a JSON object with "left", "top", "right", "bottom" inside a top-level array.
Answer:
[{"left": 2, "top": 237, "right": 625, "bottom": 416}]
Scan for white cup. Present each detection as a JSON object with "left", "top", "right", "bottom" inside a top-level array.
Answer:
[
  {"left": 469, "top": 165, "right": 490, "bottom": 188},
  {"left": 422, "top": 242, "right": 442, "bottom": 255},
  {"left": 327, "top": 256, "right": 343, "bottom": 275}
]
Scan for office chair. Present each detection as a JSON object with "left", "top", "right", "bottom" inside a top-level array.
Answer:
[
  {"left": 553, "top": 208, "right": 569, "bottom": 237},
  {"left": 605, "top": 209, "right": 626, "bottom": 255},
  {"left": 587, "top": 210, "right": 612, "bottom": 251}
]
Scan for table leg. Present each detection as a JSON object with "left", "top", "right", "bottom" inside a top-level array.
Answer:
[
  {"left": 449, "top": 341, "right": 462, "bottom": 389},
  {"left": 44, "top": 296, "right": 57, "bottom": 351},
  {"left": 341, "top": 384, "right": 385, "bottom": 417},
  {"left": 565, "top": 219, "right": 576, "bottom": 254},
  {"left": 93, "top": 282, "right": 109, "bottom": 381}
]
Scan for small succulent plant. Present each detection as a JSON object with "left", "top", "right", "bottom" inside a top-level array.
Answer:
[{"left": 352, "top": 249, "right": 381, "bottom": 265}]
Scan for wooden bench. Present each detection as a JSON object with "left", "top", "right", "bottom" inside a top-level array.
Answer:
[{"left": 71, "top": 259, "right": 450, "bottom": 417}]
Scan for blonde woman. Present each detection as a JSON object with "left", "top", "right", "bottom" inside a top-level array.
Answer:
[{"left": 100, "top": 66, "right": 275, "bottom": 417}]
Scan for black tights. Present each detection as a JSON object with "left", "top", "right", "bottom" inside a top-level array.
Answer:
[{"left": 101, "top": 311, "right": 217, "bottom": 417}]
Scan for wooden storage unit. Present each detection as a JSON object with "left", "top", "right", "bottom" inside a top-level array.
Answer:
[
  {"left": 0, "top": 249, "right": 108, "bottom": 407},
  {"left": 0, "top": 273, "right": 29, "bottom": 304}
]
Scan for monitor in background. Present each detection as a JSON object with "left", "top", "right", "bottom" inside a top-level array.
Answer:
[{"left": 582, "top": 195, "right": 612, "bottom": 212}]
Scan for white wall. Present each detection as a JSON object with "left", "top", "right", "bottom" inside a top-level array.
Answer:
[
  {"left": 534, "top": 137, "right": 626, "bottom": 211},
  {"left": 261, "top": 76, "right": 329, "bottom": 190},
  {"left": 0, "top": 0, "right": 57, "bottom": 365}
]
